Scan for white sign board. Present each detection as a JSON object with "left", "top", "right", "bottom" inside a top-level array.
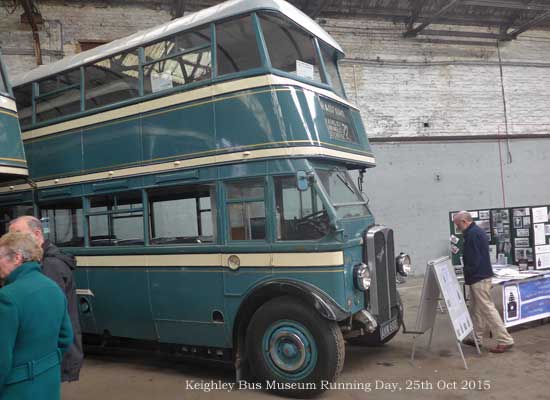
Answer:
[
  {"left": 415, "top": 257, "right": 474, "bottom": 341},
  {"left": 432, "top": 257, "right": 474, "bottom": 341},
  {"left": 295, "top": 60, "right": 314, "bottom": 80}
]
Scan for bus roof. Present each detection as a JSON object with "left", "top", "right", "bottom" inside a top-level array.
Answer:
[{"left": 13, "top": 0, "right": 343, "bottom": 87}]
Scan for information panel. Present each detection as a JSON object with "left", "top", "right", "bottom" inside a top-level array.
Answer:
[{"left": 502, "top": 275, "right": 550, "bottom": 327}]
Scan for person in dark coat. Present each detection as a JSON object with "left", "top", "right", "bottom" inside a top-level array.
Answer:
[
  {"left": 0, "top": 231, "right": 73, "bottom": 400},
  {"left": 453, "top": 210, "right": 514, "bottom": 353},
  {"left": 9, "top": 216, "right": 83, "bottom": 382}
]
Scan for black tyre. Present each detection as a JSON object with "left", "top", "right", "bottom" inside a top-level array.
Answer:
[
  {"left": 348, "top": 292, "right": 403, "bottom": 347},
  {"left": 246, "top": 296, "right": 345, "bottom": 398}
]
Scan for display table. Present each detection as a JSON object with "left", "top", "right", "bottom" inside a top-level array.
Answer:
[{"left": 457, "top": 265, "right": 550, "bottom": 327}]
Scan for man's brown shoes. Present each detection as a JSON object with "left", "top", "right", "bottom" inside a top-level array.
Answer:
[{"left": 489, "top": 343, "right": 514, "bottom": 353}]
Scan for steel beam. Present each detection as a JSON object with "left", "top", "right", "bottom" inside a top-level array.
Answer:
[
  {"left": 403, "top": 0, "right": 463, "bottom": 38},
  {"left": 462, "top": 0, "right": 550, "bottom": 11},
  {"left": 406, "top": 0, "right": 428, "bottom": 31},
  {"left": 506, "top": 10, "right": 550, "bottom": 38},
  {"left": 420, "top": 29, "right": 505, "bottom": 39}
]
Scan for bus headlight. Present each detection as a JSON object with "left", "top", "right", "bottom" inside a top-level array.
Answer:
[
  {"left": 354, "top": 263, "right": 371, "bottom": 291},
  {"left": 396, "top": 253, "right": 411, "bottom": 277}
]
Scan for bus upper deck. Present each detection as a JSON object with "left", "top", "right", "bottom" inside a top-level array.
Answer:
[
  {"left": 5, "top": 0, "right": 374, "bottom": 194},
  {"left": 0, "top": 51, "right": 28, "bottom": 183}
]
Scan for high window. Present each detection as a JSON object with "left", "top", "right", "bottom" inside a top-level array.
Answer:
[
  {"left": 85, "top": 50, "right": 140, "bottom": 109},
  {"left": 143, "top": 27, "right": 212, "bottom": 94},
  {"left": 35, "top": 69, "right": 81, "bottom": 123},
  {"left": 226, "top": 179, "right": 266, "bottom": 241},
  {"left": 148, "top": 184, "right": 216, "bottom": 245},
  {"left": 320, "top": 44, "right": 345, "bottom": 98},
  {"left": 12, "top": 84, "right": 32, "bottom": 127},
  {"left": 259, "top": 12, "right": 323, "bottom": 83},
  {"left": 216, "top": 15, "right": 261, "bottom": 76}
]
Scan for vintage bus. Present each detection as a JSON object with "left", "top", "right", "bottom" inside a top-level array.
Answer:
[
  {"left": 4, "top": 0, "right": 410, "bottom": 396},
  {"left": 0, "top": 50, "right": 28, "bottom": 183}
]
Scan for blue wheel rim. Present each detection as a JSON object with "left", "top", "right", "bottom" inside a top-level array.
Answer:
[{"left": 262, "top": 320, "right": 318, "bottom": 381}]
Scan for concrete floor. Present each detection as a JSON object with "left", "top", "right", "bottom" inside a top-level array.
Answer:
[{"left": 62, "top": 278, "right": 550, "bottom": 400}]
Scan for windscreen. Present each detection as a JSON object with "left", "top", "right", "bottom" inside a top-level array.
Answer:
[{"left": 316, "top": 169, "right": 370, "bottom": 219}]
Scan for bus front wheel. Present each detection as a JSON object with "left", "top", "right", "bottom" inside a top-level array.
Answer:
[{"left": 245, "top": 296, "right": 345, "bottom": 398}]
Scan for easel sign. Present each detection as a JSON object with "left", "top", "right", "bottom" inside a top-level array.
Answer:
[{"left": 411, "top": 256, "right": 480, "bottom": 369}]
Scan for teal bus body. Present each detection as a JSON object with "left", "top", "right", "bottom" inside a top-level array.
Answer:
[
  {"left": 0, "top": 52, "right": 28, "bottom": 182},
  {"left": 4, "top": 0, "right": 403, "bottom": 394}
]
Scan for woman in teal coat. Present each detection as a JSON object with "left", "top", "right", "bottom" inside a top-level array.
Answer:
[{"left": 0, "top": 232, "right": 73, "bottom": 400}]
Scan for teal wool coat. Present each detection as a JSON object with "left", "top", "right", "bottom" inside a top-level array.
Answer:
[{"left": 0, "top": 261, "right": 73, "bottom": 400}]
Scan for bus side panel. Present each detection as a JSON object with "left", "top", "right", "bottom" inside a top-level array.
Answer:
[
  {"left": 26, "top": 131, "right": 83, "bottom": 179},
  {"left": 214, "top": 89, "right": 285, "bottom": 148},
  {"left": 87, "top": 268, "right": 157, "bottom": 340},
  {"left": 0, "top": 110, "right": 27, "bottom": 169},
  {"left": 83, "top": 118, "right": 142, "bottom": 171},
  {"left": 148, "top": 268, "right": 227, "bottom": 348},
  {"left": 223, "top": 268, "right": 347, "bottom": 344},
  {"left": 141, "top": 101, "right": 215, "bottom": 161}
]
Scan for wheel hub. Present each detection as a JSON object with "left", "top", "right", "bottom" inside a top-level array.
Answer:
[{"left": 268, "top": 328, "right": 309, "bottom": 373}]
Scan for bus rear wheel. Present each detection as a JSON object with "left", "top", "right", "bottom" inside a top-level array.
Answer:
[{"left": 245, "top": 296, "right": 345, "bottom": 398}]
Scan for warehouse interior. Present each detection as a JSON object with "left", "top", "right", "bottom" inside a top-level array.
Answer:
[{"left": 2, "top": 0, "right": 550, "bottom": 273}]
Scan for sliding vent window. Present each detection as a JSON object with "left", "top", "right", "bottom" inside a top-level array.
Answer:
[
  {"left": 13, "top": 84, "right": 32, "bottom": 127},
  {"left": 216, "top": 15, "right": 261, "bottom": 76},
  {"left": 259, "top": 12, "right": 322, "bottom": 83},
  {"left": 226, "top": 179, "right": 266, "bottom": 241},
  {"left": 0, "top": 205, "right": 34, "bottom": 236},
  {"left": 144, "top": 27, "right": 212, "bottom": 94},
  {"left": 85, "top": 50, "right": 140, "bottom": 109},
  {"left": 87, "top": 191, "right": 144, "bottom": 246},
  {"left": 35, "top": 69, "right": 81, "bottom": 123},
  {"left": 40, "top": 198, "right": 84, "bottom": 247},
  {"left": 274, "top": 176, "right": 329, "bottom": 240},
  {"left": 148, "top": 184, "right": 216, "bottom": 245}
]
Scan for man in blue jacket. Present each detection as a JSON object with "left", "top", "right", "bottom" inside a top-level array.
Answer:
[
  {"left": 0, "top": 231, "right": 73, "bottom": 399},
  {"left": 453, "top": 211, "right": 514, "bottom": 353}
]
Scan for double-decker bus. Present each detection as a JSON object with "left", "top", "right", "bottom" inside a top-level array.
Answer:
[
  {"left": 4, "top": 0, "right": 410, "bottom": 396},
  {"left": 0, "top": 50, "right": 28, "bottom": 183}
]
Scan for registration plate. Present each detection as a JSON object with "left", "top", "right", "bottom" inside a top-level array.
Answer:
[{"left": 380, "top": 317, "right": 399, "bottom": 340}]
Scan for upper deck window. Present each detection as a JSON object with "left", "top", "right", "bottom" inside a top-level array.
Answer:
[
  {"left": 13, "top": 84, "right": 32, "bottom": 127},
  {"left": 85, "top": 50, "right": 140, "bottom": 110},
  {"left": 36, "top": 69, "right": 81, "bottom": 123},
  {"left": 216, "top": 15, "right": 261, "bottom": 76},
  {"left": 259, "top": 12, "right": 322, "bottom": 83},
  {"left": 143, "top": 27, "right": 212, "bottom": 94},
  {"left": 320, "top": 44, "right": 345, "bottom": 98},
  {"left": 0, "top": 69, "right": 6, "bottom": 95}
]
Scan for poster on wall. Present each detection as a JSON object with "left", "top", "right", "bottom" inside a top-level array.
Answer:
[
  {"left": 534, "top": 224, "right": 546, "bottom": 245},
  {"left": 532, "top": 207, "right": 549, "bottom": 224},
  {"left": 536, "top": 253, "right": 550, "bottom": 269}
]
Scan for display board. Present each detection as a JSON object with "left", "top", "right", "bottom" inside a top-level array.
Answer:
[
  {"left": 449, "top": 208, "right": 512, "bottom": 266},
  {"left": 450, "top": 204, "right": 550, "bottom": 270}
]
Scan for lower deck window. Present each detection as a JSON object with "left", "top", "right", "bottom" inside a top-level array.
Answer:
[
  {"left": 148, "top": 184, "right": 216, "bottom": 245},
  {"left": 40, "top": 198, "right": 84, "bottom": 247},
  {"left": 274, "top": 176, "right": 329, "bottom": 240},
  {"left": 226, "top": 179, "right": 266, "bottom": 241},
  {"left": 0, "top": 205, "right": 34, "bottom": 236},
  {"left": 87, "top": 191, "right": 144, "bottom": 246}
]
